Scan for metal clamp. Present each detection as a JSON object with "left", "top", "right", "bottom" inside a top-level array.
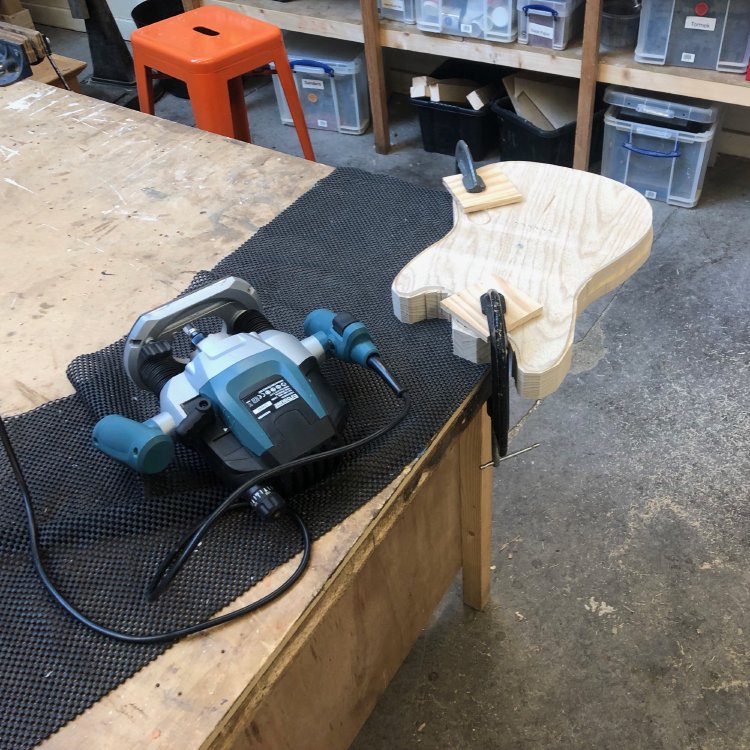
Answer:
[
  {"left": 480, "top": 289, "right": 510, "bottom": 464},
  {"left": 455, "top": 140, "right": 485, "bottom": 194}
]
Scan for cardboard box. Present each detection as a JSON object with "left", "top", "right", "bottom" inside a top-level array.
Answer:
[{"left": 0, "top": 8, "right": 34, "bottom": 29}]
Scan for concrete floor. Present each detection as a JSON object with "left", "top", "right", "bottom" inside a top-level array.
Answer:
[{"left": 48, "top": 26, "right": 750, "bottom": 749}]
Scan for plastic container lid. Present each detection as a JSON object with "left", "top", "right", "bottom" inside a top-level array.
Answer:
[
  {"left": 603, "top": 86, "right": 719, "bottom": 124},
  {"left": 282, "top": 32, "right": 364, "bottom": 75},
  {"left": 519, "top": 0, "right": 584, "bottom": 16}
]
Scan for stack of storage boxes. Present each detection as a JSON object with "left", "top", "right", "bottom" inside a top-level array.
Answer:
[
  {"left": 600, "top": 87, "right": 721, "bottom": 207},
  {"left": 416, "top": 0, "right": 518, "bottom": 42},
  {"left": 517, "top": 0, "right": 585, "bottom": 50}
]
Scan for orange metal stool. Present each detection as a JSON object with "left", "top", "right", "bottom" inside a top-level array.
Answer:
[{"left": 131, "top": 6, "right": 315, "bottom": 161}]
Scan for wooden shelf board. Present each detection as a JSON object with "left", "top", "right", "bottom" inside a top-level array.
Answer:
[
  {"left": 209, "top": 0, "right": 750, "bottom": 112},
  {"left": 211, "top": 0, "right": 366, "bottom": 41},
  {"left": 380, "top": 24, "right": 583, "bottom": 78},
  {"left": 213, "top": 0, "right": 584, "bottom": 77},
  {"left": 599, "top": 51, "right": 750, "bottom": 107}
]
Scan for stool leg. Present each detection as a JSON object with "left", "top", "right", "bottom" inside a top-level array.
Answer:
[
  {"left": 133, "top": 51, "right": 155, "bottom": 115},
  {"left": 228, "top": 76, "right": 251, "bottom": 143},
  {"left": 186, "top": 75, "right": 239, "bottom": 141},
  {"left": 273, "top": 58, "right": 315, "bottom": 162}
]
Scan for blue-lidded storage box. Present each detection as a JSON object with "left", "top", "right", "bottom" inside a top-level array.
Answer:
[
  {"left": 600, "top": 87, "right": 721, "bottom": 208},
  {"left": 378, "top": 0, "right": 417, "bottom": 24},
  {"left": 517, "top": 0, "right": 584, "bottom": 50},
  {"left": 272, "top": 33, "right": 370, "bottom": 135}
]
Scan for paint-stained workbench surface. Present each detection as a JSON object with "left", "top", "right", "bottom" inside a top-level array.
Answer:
[{"left": 0, "top": 80, "right": 331, "bottom": 415}]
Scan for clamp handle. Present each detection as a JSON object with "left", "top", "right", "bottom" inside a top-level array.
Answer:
[
  {"left": 123, "top": 277, "right": 263, "bottom": 390},
  {"left": 455, "top": 140, "right": 485, "bottom": 194}
]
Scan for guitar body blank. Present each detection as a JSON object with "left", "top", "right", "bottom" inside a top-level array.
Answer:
[{"left": 392, "top": 161, "right": 653, "bottom": 400}]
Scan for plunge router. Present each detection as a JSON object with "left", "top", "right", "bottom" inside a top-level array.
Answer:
[{"left": 93, "top": 277, "right": 403, "bottom": 518}]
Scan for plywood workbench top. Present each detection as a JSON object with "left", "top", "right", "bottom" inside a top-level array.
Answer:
[{"left": 0, "top": 80, "right": 331, "bottom": 415}]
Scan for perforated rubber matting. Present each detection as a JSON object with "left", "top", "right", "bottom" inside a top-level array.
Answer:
[{"left": 0, "top": 168, "right": 485, "bottom": 749}]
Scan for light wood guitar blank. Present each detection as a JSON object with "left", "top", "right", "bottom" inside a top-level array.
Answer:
[{"left": 392, "top": 161, "right": 653, "bottom": 400}]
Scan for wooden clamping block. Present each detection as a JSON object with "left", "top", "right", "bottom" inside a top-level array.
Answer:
[
  {"left": 392, "top": 161, "right": 654, "bottom": 400},
  {"left": 442, "top": 163, "right": 523, "bottom": 213},
  {"left": 440, "top": 273, "right": 543, "bottom": 338}
]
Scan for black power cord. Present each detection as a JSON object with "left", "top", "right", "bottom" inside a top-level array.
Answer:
[{"left": 0, "top": 390, "right": 410, "bottom": 645}]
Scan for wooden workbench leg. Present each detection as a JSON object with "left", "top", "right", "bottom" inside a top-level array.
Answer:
[
  {"left": 573, "top": 0, "right": 603, "bottom": 171},
  {"left": 458, "top": 406, "right": 493, "bottom": 610},
  {"left": 360, "top": 0, "right": 390, "bottom": 154}
]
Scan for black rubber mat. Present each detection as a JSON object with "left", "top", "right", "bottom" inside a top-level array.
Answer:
[{"left": 0, "top": 168, "right": 485, "bottom": 750}]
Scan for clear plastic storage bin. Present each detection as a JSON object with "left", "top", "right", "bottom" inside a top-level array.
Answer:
[
  {"left": 517, "top": 0, "right": 584, "bottom": 49},
  {"left": 600, "top": 87, "right": 721, "bottom": 208},
  {"left": 272, "top": 33, "right": 370, "bottom": 135},
  {"left": 378, "top": 0, "right": 417, "bottom": 24},
  {"left": 635, "top": 0, "right": 750, "bottom": 73},
  {"left": 416, "top": 0, "right": 517, "bottom": 42}
]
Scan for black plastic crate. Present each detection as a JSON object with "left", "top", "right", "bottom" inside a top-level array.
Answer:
[
  {"left": 412, "top": 98, "right": 496, "bottom": 158},
  {"left": 490, "top": 96, "right": 607, "bottom": 166},
  {"left": 411, "top": 59, "right": 512, "bottom": 159}
]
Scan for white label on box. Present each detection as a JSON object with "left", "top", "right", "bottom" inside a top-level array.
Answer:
[
  {"left": 317, "top": 119, "right": 328, "bottom": 128},
  {"left": 460, "top": 22, "right": 473, "bottom": 33},
  {"left": 644, "top": 190, "right": 657, "bottom": 199},
  {"left": 528, "top": 21, "right": 554, "bottom": 40},
  {"left": 681, "top": 52, "right": 696, "bottom": 63},
  {"left": 685, "top": 16, "right": 717, "bottom": 31},
  {"left": 302, "top": 78, "right": 325, "bottom": 90},
  {"left": 382, "top": 0, "right": 404, "bottom": 10}
]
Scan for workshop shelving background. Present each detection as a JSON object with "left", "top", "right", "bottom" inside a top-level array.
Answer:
[{"left": 199, "top": 0, "right": 748, "bottom": 163}]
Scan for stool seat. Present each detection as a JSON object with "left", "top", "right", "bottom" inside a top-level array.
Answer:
[
  {"left": 132, "top": 6, "right": 281, "bottom": 73},
  {"left": 131, "top": 6, "right": 315, "bottom": 160}
]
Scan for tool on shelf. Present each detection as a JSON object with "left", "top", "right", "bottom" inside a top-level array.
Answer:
[{"left": 0, "top": 20, "right": 44, "bottom": 86}]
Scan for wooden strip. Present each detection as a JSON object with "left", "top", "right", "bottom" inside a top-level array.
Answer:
[
  {"left": 573, "top": 0, "right": 603, "bottom": 170},
  {"left": 408, "top": 75, "right": 435, "bottom": 98},
  {"left": 443, "top": 163, "right": 523, "bottom": 213},
  {"left": 428, "top": 80, "right": 475, "bottom": 103},
  {"left": 359, "top": 0, "right": 390, "bottom": 154},
  {"left": 440, "top": 273, "right": 543, "bottom": 338},
  {"left": 458, "top": 407, "right": 492, "bottom": 611},
  {"left": 467, "top": 82, "right": 500, "bottom": 111},
  {"left": 598, "top": 52, "right": 750, "bottom": 108}
]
